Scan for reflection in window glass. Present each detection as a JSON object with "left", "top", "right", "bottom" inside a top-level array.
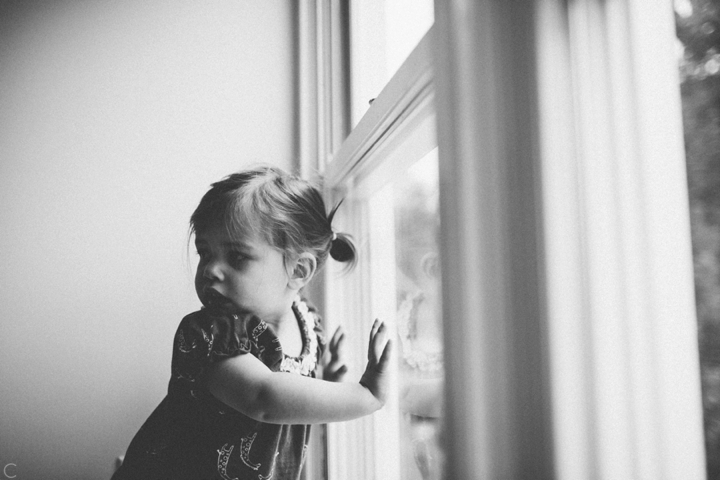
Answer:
[
  {"left": 391, "top": 149, "right": 444, "bottom": 480},
  {"left": 675, "top": 0, "right": 720, "bottom": 476}
]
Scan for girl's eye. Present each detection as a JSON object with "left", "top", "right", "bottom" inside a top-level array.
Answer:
[
  {"left": 229, "top": 251, "right": 248, "bottom": 268},
  {"left": 196, "top": 249, "right": 209, "bottom": 260}
]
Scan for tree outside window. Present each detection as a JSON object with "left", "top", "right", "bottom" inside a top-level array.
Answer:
[{"left": 676, "top": 0, "right": 720, "bottom": 475}]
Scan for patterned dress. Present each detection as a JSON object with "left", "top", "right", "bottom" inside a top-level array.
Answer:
[{"left": 113, "top": 297, "right": 324, "bottom": 480}]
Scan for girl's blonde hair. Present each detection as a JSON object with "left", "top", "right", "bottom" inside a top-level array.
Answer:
[{"left": 190, "top": 165, "right": 356, "bottom": 271}]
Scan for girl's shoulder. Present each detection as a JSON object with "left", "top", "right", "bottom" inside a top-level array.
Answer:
[
  {"left": 170, "top": 309, "right": 288, "bottom": 398},
  {"left": 174, "top": 308, "right": 266, "bottom": 361},
  {"left": 172, "top": 300, "right": 326, "bottom": 373}
]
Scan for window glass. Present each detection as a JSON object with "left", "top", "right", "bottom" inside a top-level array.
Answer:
[
  {"left": 390, "top": 149, "right": 444, "bottom": 480},
  {"left": 351, "top": 147, "right": 444, "bottom": 480},
  {"left": 675, "top": 0, "right": 720, "bottom": 476},
  {"left": 349, "top": 0, "right": 434, "bottom": 125}
]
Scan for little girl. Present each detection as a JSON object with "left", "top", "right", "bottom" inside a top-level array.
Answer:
[{"left": 112, "top": 166, "right": 392, "bottom": 480}]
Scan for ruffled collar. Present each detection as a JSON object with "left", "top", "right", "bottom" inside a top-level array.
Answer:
[{"left": 279, "top": 296, "right": 319, "bottom": 376}]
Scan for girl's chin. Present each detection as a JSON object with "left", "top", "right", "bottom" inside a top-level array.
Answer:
[
  {"left": 202, "top": 298, "right": 250, "bottom": 316},
  {"left": 200, "top": 293, "right": 236, "bottom": 311}
]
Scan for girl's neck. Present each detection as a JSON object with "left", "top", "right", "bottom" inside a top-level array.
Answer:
[
  {"left": 267, "top": 304, "right": 303, "bottom": 357},
  {"left": 263, "top": 305, "right": 297, "bottom": 330}
]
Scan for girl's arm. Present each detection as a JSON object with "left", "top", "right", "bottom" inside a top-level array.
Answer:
[{"left": 205, "top": 320, "right": 392, "bottom": 425}]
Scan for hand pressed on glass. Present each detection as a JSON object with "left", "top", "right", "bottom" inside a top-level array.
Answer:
[{"left": 360, "top": 319, "right": 393, "bottom": 405}]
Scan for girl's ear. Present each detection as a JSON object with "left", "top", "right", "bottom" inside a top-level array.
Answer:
[{"left": 288, "top": 253, "right": 317, "bottom": 289}]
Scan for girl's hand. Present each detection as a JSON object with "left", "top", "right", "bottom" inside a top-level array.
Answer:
[
  {"left": 324, "top": 326, "right": 349, "bottom": 382},
  {"left": 359, "top": 319, "right": 393, "bottom": 405}
]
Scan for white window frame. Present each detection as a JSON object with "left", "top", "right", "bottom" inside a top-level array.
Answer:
[
  {"left": 299, "top": 0, "right": 707, "bottom": 479},
  {"left": 323, "top": 28, "right": 436, "bottom": 480}
]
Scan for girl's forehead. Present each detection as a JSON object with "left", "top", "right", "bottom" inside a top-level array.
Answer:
[
  {"left": 195, "top": 227, "right": 272, "bottom": 250},
  {"left": 195, "top": 226, "right": 262, "bottom": 246}
]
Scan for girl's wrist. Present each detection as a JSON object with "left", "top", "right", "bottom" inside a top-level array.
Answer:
[{"left": 358, "top": 378, "right": 385, "bottom": 410}]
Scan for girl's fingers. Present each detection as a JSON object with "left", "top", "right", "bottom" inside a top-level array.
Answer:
[
  {"left": 324, "top": 362, "right": 348, "bottom": 382},
  {"left": 326, "top": 360, "right": 346, "bottom": 374},
  {"left": 370, "top": 319, "right": 380, "bottom": 340},
  {"left": 330, "top": 330, "right": 345, "bottom": 360},
  {"left": 330, "top": 326, "right": 344, "bottom": 349},
  {"left": 376, "top": 339, "right": 393, "bottom": 372},
  {"left": 371, "top": 322, "right": 388, "bottom": 363},
  {"left": 368, "top": 319, "right": 380, "bottom": 359},
  {"left": 333, "top": 333, "right": 345, "bottom": 358}
]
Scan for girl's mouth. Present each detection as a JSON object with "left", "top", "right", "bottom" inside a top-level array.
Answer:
[{"left": 203, "top": 288, "right": 233, "bottom": 309}]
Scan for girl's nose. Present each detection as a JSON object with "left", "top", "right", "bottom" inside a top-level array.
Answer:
[{"left": 203, "top": 259, "right": 224, "bottom": 281}]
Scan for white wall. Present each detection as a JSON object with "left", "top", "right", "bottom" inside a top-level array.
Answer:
[{"left": 0, "top": 1, "right": 295, "bottom": 478}]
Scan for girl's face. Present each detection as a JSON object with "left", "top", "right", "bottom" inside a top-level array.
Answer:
[{"left": 194, "top": 226, "right": 296, "bottom": 323}]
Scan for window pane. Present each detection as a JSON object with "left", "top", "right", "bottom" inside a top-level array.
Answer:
[
  {"left": 675, "top": 0, "right": 720, "bottom": 476},
  {"left": 392, "top": 149, "right": 443, "bottom": 480},
  {"left": 349, "top": 0, "right": 434, "bottom": 125},
  {"left": 362, "top": 148, "right": 444, "bottom": 480}
]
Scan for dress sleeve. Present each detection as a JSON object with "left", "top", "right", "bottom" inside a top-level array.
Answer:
[{"left": 171, "top": 308, "right": 255, "bottom": 386}]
